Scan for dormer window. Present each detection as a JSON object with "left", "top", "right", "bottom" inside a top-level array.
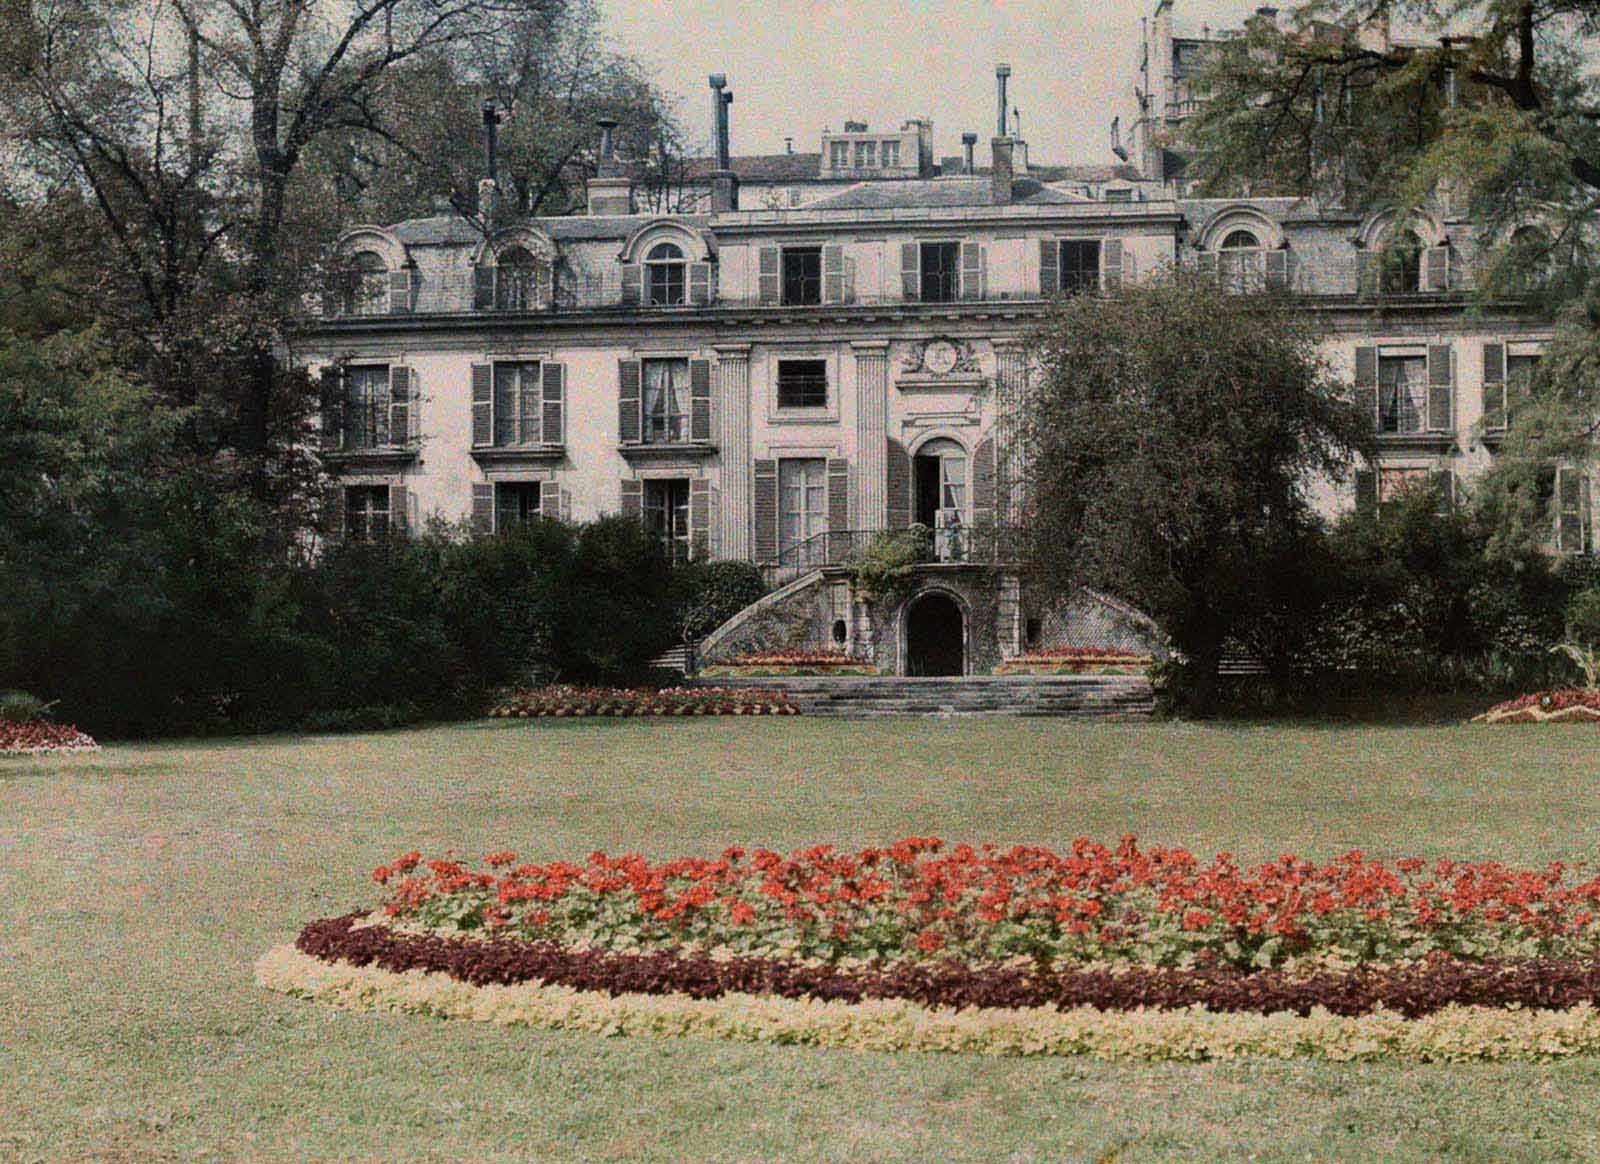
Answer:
[
  {"left": 473, "top": 232, "right": 555, "bottom": 313},
  {"left": 829, "top": 141, "right": 849, "bottom": 169},
  {"left": 881, "top": 140, "right": 901, "bottom": 168},
  {"left": 495, "top": 246, "right": 538, "bottom": 310},
  {"left": 854, "top": 140, "right": 877, "bottom": 169},
  {"left": 645, "top": 242, "right": 687, "bottom": 306},
  {"left": 1218, "top": 229, "right": 1263, "bottom": 291},
  {"left": 1382, "top": 229, "right": 1424, "bottom": 295},
  {"left": 342, "top": 251, "right": 389, "bottom": 316}
]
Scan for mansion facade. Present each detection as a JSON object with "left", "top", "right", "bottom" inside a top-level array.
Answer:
[{"left": 300, "top": 12, "right": 1570, "bottom": 672}]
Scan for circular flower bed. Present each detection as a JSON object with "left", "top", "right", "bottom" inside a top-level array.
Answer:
[
  {"left": 259, "top": 837, "right": 1600, "bottom": 1061},
  {"left": 489, "top": 685, "right": 798, "bottom": 718},
  {"left": 1472, "top": 690, "right": 1600, "bottom": 724},
  {"left": 0, "top": 720, "right": 100, "bottom": 756}
]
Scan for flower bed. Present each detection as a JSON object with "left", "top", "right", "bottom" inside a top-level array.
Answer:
[
  {"left": 488, "top": 685, "right": 798, "bottom": 718},
  {"left": 259, "top": 835, "right": 1600, "bottom": 1061},
  {"left": 700, "top": 650, "right": 880, "bottom": 678},
  {"left": 0, "top": 720, "right": 100, "bottom": 756},
  {"left": 1473, "top": 690, "right": 1600, "bottom": 724},
  {"left": 996, "top": 648, "right": 1154, "bottom": 676}
]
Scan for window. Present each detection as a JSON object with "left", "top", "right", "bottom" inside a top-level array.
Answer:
[
  {"left": 829, "top": 140, "right": 849, "bottom": 169},
  {"left": 493, "top": 362, "right": 542, "bottom": 446},
  {"left": 776, "top": 359, "right": 828, "bottom": 409},
  {"left": 919, "top": 242, "right": 960, "bottom": 303},
  {"left": 495, "top": 482, "right": 544, "bottom": 529},
  {"left": 344, "top": 485, "right": 390, "bottom": 540},
  {"left": 778, "top": 458, "right": 828, "bottom": 564},
  {"left": 1508, "top": 352, "right": 1541, "bottom": 393},
  {"left": 495, "top": 246, "right": 539, "bottom": 310},
  {"left": 914, "top": 438, "right": 969, "bottom": 561},
  {"left": 1381, "top": 229, "right": 1424, "bottom": 295},
  {"left": 854, "top": 140, "right": 876, "bottom": 169},
  {"left": 642, "top": 358, "right": 690, "bottom": 443},
  {"left": 1378, "top": 354, "right": 1427, "bottom": 434},
  {"left": 1104, "top": 188, "right": 1133, "bottom": 203},
  {"left": 1218, "top": 229, "right": 1264, "bottom": 291},
  {"left": 645, "top": 242, "right": 687, "bottom": 307},
  {"left": 341, "top": 251, "right": 388, "bottom": 316},
  {"left": 344, "top": 364, "right": 391, "bottom": 449},
  {"left": 1556, "top": 468, "right": 1592, "bottom": 554},
  {"left": 782, "top": 246, "right": 822, "bottom": 305},
  {"left": 1060, "top": 240, "right": 1102, "bottom": 295},
  {"left": 881, "top": 140, "right": 901, "bottom": 169},
  {"left": 644, "top": 478, "right": 691, "bottom": 563}
]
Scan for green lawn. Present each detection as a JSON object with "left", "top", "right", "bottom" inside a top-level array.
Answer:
[{"left": 5, "top": 717, "right": 1600, "bottom": 1163}]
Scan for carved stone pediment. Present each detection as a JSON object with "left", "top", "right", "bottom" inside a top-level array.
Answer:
[{"left": 900, "top": 337, "right": 982, "bottom": 377}]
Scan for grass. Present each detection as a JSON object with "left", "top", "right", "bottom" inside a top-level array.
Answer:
[{"left": 5, "top": 716, "right": 1600, "bottom": 1163}]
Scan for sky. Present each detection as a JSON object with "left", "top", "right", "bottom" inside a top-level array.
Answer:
[{"left": 602, "top": 0, "right": 1280, "bottom": 167}]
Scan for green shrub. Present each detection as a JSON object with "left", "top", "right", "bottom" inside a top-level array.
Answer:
[
  {"left": 0, "top": 691, "right": 50, "bottom": 723},
  {"left": 672, "top": 560, "right": 768, "bottom": 641},
  {"left": 849, "top": 525, "right": 932, "bottom": 606},
  {"left": 1565, "top": 589, "right": 1600, "bottom": 646}
]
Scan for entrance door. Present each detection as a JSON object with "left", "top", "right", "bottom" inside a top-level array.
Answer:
[{"left": 905, "top": 592, "right": 965, "bottom": 676}]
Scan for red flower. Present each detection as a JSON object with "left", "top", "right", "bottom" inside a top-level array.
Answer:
[
  {"left": 371, "top": 866, "right": 392, "bottom": 885},
  {"left": 914, "top": 928, "right": 946, "bottom": 953}
]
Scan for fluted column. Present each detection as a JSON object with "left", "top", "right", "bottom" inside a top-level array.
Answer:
[
  {"left": 993, "top": 340, "right": 1027, "bottom": 523},
  {"left": 852, "top": 341, "right": 889, "bottom": 530},
  {"left": 715, "top": 344, "right": 752, "bottom": 560}
]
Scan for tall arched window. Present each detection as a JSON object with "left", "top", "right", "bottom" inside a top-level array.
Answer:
[
  {"left": 1381, "top": 228, "right": 1423, "bottom": 295},
  {"left": 495, "top": 245, "right": 538, "bottom": 310},
  {"left": 1218, "top": 228, "right": 1263, "bottom": 291},
  {"left": 645, "top": 242, "right": 687, "bottom": 306},
  {"left": 343, "top": 251, "right": 388, "bottom": 316}
]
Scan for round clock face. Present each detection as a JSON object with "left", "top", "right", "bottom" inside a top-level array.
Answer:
[{"left": 925, "top": 340, "right": 960, "bottom": 375}]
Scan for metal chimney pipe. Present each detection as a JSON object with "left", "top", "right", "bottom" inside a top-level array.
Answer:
[
  {"left": 597, "top": 118, "right": 618, "bottom": 162},
  {"left": 995, "top": 64, "right": 1011, "bottom": 138},
  {"left": 709, "top": 74, "right": 730, "bottom": 170},
  {"left": 961, "top": 132, "right": 977, "bottom": 174},
  {"left": 481, "top": 100, "right": 501, "bottom": 182}
]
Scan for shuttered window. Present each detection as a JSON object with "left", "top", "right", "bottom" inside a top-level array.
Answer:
[
  {"left": 493, "top": 362, "right": 542, "bottom": 446},
  {"left": 782, "top": 247, "right": 823, "bottom": 305},
  {"left": 344, "top": 485, "right": 390, "bottom": 540},
  {"left": 1060, "top": 240, "right": 1102, "bottom": 295},
  {"left": 344, "top": 365, "right": 390, "bottom": 449},
  {"left": 644, "top": 478, "right": 692, "bottom": 564},
  {"left": 1378, "top": 355, "right": 1426, "bottom": 435},
  {"left": 776, "top": 359, "right": 828, "bottom": 409},
  {"left": 643, "top": 358, "right": 691, "bottom": 444},
  {"left": 919, "top": 242, "right": 960, "bottom": 302}
]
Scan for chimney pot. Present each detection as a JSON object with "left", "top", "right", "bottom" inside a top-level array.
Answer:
[
  {"left": 597, "top": 118, "right": 618, "bottom": 165},
  {"left": 995, "top": 64, "right": 1012, "bottom": 138},
  {"left": 961, "top": 132, "right": 977, "bottom": 174}
]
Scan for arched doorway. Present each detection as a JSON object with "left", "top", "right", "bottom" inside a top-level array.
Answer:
[{"left": 904, "top": 591, "right": 965, "bottom": 677}]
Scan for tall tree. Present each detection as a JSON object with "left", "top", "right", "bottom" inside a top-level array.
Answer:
[
  {"left": 1184, "top": 2, "right": 1600, "bottom": 557},
  {"left": 1020, "top": 273, "right": 1372, "bottom": 712}
]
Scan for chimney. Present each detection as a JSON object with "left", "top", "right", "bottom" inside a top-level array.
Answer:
[
  {"left": 991, "top": 136, "right": 1014, "bottom": 205},
  {"left": 709, "top": 74, "right": 739, "bottom": 212},
  {"left": 479, "top": 100, "right": 502, "bottom": 220},
  {"left": 994, "top": 63, "right": 1011, "bottom": 138},
  {"left": 585, "top": 117, "right": 636, "bottom": 215},
  {"left": 962, "top": 132, "right": 977, "bottom": 174}
]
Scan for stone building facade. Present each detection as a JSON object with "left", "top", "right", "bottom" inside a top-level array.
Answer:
[{"left": 301, "top": 9, "right": 1567, "bottom": 675}]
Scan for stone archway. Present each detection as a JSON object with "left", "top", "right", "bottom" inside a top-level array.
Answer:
[{"left": 904, "top": 590, "right": 966, "bottom": 677}]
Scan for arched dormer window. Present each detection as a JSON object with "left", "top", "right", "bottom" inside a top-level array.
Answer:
[
  {"left": 473, "top": 229, "right": 556, "bottom": 312},
  {"left": 494, "top": 245, "right": 539, "bottom": 310},
  {"left": 1218, "top": 229, "right": 1263, "bottom": 292},
  {"left": 645, "top": 241, "right": 687, "bottom": 306},
  {"left": 343, "top": 250, "right": 389, "bottom": 316},
  {"left": 1381, "top": 228, "right": 1424, "bottom": 295}
]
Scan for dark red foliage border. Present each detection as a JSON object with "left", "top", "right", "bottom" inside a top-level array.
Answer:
[{"left": 297, "top": 913, "right": 1600, "bottom": 1019}]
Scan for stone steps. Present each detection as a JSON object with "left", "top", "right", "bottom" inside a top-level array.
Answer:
[{"left": 690, "top": 675, "right": 1156, "bottom": 719}]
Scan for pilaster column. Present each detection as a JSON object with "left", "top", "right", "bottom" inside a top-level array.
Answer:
[
  {"left": 853, "top": 340, "right": 889, "bottom": 530},
  {"left": 715, "top": 344, "right": 752, "bottom": 560},
  {"left": 993, "top": 340, "right": 1027, "bottom": 523}
]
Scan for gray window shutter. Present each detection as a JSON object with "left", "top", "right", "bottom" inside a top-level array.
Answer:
[
  {"left": 1101, "top": 239, "right": 1124, "bottom": 294},
  {"left": 690, "top": 477, "right": 711, "bottom": 560},
  {"left": 1264, "top": 249, "right": 1289, "bottom": 291},
  {"left": 540, "top": 480, "right": 562, "bottom": 519},
  {"left": 389, "top": 484, "right": 409, "bottom": 535},
  {"left": 826, "top": 458, "right": 850, "bottom": 559},
  {"left": 1039, "top": 239, "right": 1059, "bottom": 295},
  {"left": 758, "top": 247, "right": 781, "bottom": 304},
  {"left": 1355, "top": 468, "right": 1377, "bottom": 514},
  {"left": 618, "top": 359, "right": 642, "bottom": 444},
  {"left": 388, "top": 366, "right": 413, "bottom": 446},
  {"left": 1356, "top": 251, "right": 1377, "bottom": 298},
  {"left": 886, "top": 438, "right": 912, "bottom": 528},
  {"left": 541, "top": 362, "right": 565, "bottom": 445},
  {"left": 473, "top": 265, "right": 494, "bottom": 311},
  {"left": 900, "top": 242, "right": 920, "bottom": 300},
  {"left": 471, "top": 364, "right": 493, "bottom": 447},
  {"left": 388, "top": 268, "right": 413, "bottom": 314},
  {"left": 689, "top": 262, "right": 712, "bottom": 305},
  {"left": 1353, "top": 346, "right": 1378, "bottom": 431},
  {"left": 972, "top": 435, "right": 996, "bottom": 528},
  {"left": 620, "top": 262, "right": 642, "bottom": 305},
  {"left": 753, "top": 459, "right": 779, "bottom": 561},
  {"left": 1423, "top": 245, "right": 1450, "bottom": 292},
  {"left": 319, "top": 366, "right": 346, "bottom": 452},
  {"left": 961, "top": 242, "right": 985, "bottom": 300},
  {"left": 1427, "top": 344, "right": 1453, "bottom": 432},
  {"left": 823, "top": 244, "right": 845, "bottom": 304},
  {"left": 471, "top": 482, "right": 495, "bottom": 534},
  {"left": 620, "top": 478, "right": 643, "bottom": 520},
  {"left": 689, "top": 359, "right": 713, "bottom": 442},
  {"left": 1482, "top": 342, "right": 1506, "bottom": 431}
]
